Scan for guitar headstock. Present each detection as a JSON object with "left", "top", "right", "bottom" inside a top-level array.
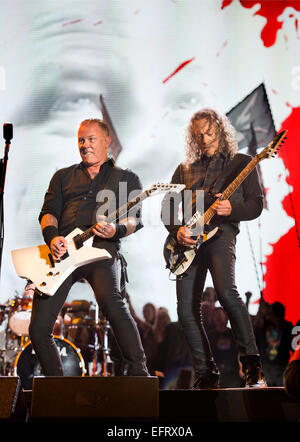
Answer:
[
  {"left": 257, "top": 130, "right": 287, "bottom": 161},
  {"left": 147, "top": 183, "right": 186, "bottom": 196}
]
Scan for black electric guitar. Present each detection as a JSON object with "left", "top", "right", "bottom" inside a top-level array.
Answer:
[
  {"left": 11, "top": 182, "right": 185, "bottom": 296},
  {"left": 163, "top": 130, "right": 287, "bottom": 276}
]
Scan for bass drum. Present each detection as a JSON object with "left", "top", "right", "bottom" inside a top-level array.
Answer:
[
  {"left": 14, "top": 336, "right": 86, "bottom": 390},
  {"left": 8, "top": 297, "right": 32, "bottom": 336}
]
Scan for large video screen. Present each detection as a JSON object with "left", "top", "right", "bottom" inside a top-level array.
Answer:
[{"left": 0, "top": 0, "right": 299, "bottom": 325}]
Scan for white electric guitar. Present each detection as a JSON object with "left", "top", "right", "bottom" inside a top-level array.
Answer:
[{"left": 12, "top": 182, "right": 185, "bottom": 296}]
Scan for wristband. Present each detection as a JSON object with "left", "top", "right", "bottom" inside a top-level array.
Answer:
[
  {"left": 110, "top": 223, "right": 127, "bottom": 241},
  {"left": 42, "top": 225, "right": 59, "bottom": 248}
]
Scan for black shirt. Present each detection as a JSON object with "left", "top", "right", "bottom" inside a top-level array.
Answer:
[{"left": 39, "top": 158, "right": 143, "bottom": 247}]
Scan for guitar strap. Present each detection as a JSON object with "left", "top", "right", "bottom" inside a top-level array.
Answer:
[{"left": 94, "top": 165, "right": 129, "bottom": 298}]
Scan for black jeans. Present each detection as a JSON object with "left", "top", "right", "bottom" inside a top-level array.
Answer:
[
  {"left": 176, "top": 226, "right": 259, "bottom": 373},
  {"left": 29, "top": 256, "right": 149, "bottom": 377}
]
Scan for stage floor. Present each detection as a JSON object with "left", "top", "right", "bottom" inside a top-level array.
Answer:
[
  {"left": 1, "top": 376, "right": 299, "bottom": 423},
  {"left": 22, "top": 384, "right": 300, "bottom": 423},
  {"left": 159, "top": 387, "right": 300, "bottom": 422}
]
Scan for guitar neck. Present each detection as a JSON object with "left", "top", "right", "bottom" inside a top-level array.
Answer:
[
  {"left": 204, "top": 155, "right": 259, "bottom": 223},
  {"left": 187, "top": 129, "right": 287, "bottom": 228},
  {"left": 187, "top": 155, "right": 260, "bottom": 229},
  {"left": 78, "top": 189, "right": 149, "bottom": 243}
]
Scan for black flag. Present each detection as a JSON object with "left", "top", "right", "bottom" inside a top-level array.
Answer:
[
  {"left": 99, "top": 94, "right": 123, "bottom": 161},
  {"left": 226, "top": 83, "right": 276, "bottom": 150},
  {"left": 226, "top": 83, "right": 276, "bottom": 208}
]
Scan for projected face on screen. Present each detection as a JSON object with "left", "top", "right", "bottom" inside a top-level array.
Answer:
[{"left": 0, "top": 1, "right": 298, "bottom": 324}]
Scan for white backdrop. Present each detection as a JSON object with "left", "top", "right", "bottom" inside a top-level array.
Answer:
[{"left": 0, "top": 0, "right": 299, "bottom": 320}]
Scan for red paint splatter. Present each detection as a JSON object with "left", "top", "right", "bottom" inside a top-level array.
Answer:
[
  {"left": 252, "top": 298, "right": 261, "bottom": 305},
  {"left": 222, "top": 1, "right": 300, "bottom": 47},
  {"left": 163, "top": 57, "right": 195, "bottom": 83},
  {"left": 94, "top": 20, "right": 103, "bottom": 26},
  {"left": 296, "top": 18, "right": 300, "bottom": 38},
  {"left": 216, "top": 40, "right": 228, "bottom": 57},
  {"left": 271, "top": 88, "right": 278, "bottom": 94},
  {"left": 221, "top": 0, "right": 233, "bottom": 8},
  {"left": 62, "top": 19, "right": 83, "bottom": 27},
  {"left": 263, "top": 106, "right": 300, "bottom": 325}
]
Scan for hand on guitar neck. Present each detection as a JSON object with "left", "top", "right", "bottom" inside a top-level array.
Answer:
[
  {"left": 92, "top": 216, "right": 117, "bottom": 240},
  {"left": 213, "top": 193, "right": 232, "bottom": 216}
]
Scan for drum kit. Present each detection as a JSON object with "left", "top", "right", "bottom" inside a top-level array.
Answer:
[{"left": 0, "top": 292, "right": 115, "bottom": 390}]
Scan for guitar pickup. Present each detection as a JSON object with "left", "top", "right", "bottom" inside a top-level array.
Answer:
[
  {"left": 48, "top": 251, "right": 68, "bottom": 267},
  {"left": 61, "top": 251, "right": 69, "bottom": 260},
  {"left": 48, "top": 253, "right": 55, "bottom": 268},
  {"left": 73, "top": 234, "right": 83, "bottom": 250}
]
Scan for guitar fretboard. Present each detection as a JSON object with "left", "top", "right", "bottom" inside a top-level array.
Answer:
[
  {"left": 78, "top": 190, "right": 149, "bottom": 243},
  {"left": 184, "top": 129, "right": 286, "bottom": 232},
  {"left": 204, "top": 155, "right": 259, "bottom": 224},
  {"left": 187, "top": 155, "right": 260, "bottom": 230}
]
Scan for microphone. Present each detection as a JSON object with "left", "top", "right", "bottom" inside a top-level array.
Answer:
[{"left": 3, "top": 123, "right": 13, "bottom": 143}]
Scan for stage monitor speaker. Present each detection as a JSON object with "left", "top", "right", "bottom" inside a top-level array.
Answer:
[
  {"left": 30, "top": 376, "right": 158, "bottom": 420},
  {"left": 0, "top": 377, "right": 27, "bottom": 421}
]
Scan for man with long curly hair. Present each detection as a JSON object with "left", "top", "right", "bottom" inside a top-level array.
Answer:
[{"left": 162, "top": 108, "right": 267, "bottom": 389}]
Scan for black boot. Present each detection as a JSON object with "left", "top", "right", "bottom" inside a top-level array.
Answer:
[
  {"left": 191, "top": 369, "right": 220, "bottom": 390},
  {"left": 240, "top": 355, "right": 267, "bottom": 388}
]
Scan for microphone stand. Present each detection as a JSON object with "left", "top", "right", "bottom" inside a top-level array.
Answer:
[
  {"left": 89, "top": 306, "right": 115, "bottom": 377},
  {"left": 100, "top": 316, "right": 115, "bottom": 377},
  {"left": 0, "top": 124, "right": 13, "bottom": 275}
]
